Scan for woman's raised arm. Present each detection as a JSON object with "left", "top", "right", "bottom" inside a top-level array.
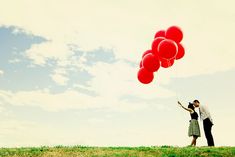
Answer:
[{"left": 178, "top": 101, "right": 194, "bottom": 113}]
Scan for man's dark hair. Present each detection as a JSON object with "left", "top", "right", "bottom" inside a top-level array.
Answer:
[{"left": 193, "top": 100, "right": 200, "bottom": 103}]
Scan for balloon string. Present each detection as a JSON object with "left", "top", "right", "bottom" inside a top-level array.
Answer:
[
  {"left": 167, "top": 59, "right": 179, "bottom": 101},
  {"left": 175, "top": 60, "right": 180, "bottom": 102}
]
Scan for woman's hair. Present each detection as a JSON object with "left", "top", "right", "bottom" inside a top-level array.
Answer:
[
  {"left": 188, "top": 103, "right": 194, "bottom": 110},
  {"left": 193, "top": 100, "right": 200, "bottom": 103}
]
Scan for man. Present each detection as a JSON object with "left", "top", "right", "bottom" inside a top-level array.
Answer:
[{"left": 193, "top": 99, "right": 215, "bottom": 146}]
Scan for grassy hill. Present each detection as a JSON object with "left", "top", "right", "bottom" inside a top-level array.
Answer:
[{"left": 0, "top": 146, "right": 234, "bottom": 157}]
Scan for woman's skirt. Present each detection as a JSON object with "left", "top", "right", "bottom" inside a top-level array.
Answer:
[{"left": 188, "top": 119, "right": 201, "bottom": 137}]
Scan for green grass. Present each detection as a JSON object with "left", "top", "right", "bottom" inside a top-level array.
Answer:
[{"left": 0, "top": 146, "right": 234, "bottom": 157}]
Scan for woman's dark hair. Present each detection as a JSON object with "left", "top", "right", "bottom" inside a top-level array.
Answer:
[
  {"left": 193, "top": 100, "right": 200, "bottom": 103},
  {"left": 188, "top": 103, "right": 194, "bottom": 110}
]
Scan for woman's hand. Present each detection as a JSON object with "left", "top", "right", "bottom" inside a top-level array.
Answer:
[{"left": 178, "top": 101, "right": 184, "bottom": 108}]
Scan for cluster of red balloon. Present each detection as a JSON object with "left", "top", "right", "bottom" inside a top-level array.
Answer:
[{"left": 138, "top": 26, "right": 185, "bottom": 84}]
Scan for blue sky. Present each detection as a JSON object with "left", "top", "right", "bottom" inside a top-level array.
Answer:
[{"left": 0, "top": 0, "right": 235, "bottom": 147}]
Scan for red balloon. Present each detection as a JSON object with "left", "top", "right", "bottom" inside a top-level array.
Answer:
[
  {"left": 175, "top": 43, "right": 185, "bottom": 60},
  {"left": 142, "top": 49, "right": 152, "bottom": 58},
  {"left": 142, "top": 53, "right": 160, "bottom": 72},
  {"left": 137, "top": 67, "right": 154, "bottom": 84},
  {"left": 139, "top": 60, "right": 143, "bottom": 68},
  {"left": 154, "top": 30, "right": 165, "bottom": 38},
  {"left": 151, "top": 37, "right": 165, "bottom": 55},
  {"left": 166, "top": 26, "right": 183, "bottom": 43},
  {"left": 158, "top": 39, "right": 178, "bottom": 60},
  {"left": 160, "top": 58, "right": 175, "bottom": 68}
]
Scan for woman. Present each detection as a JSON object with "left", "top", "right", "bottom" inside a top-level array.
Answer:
[{"left": 178, "top": 101, "right": 201, "bottom": 146}]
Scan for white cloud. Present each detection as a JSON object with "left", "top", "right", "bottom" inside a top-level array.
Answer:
[
  {"left": 0, "top": 89, "right": 134, "bottom": 112},
  {"left": 50, "top": 68, "right": 69, "bottom": 86},
  {"left": 86, "top": 60, "right": 175, "bottom": 99},
  {"left": 0, "top": 61, "right": 175, "bottom": 112},
  {"left": 0, "top": 70, "right": 3, "bottom": 76},
  {"left": 25, "top": 41, "right": 74, "bottom": 66},
  {"left": 50, "top": 73, "right": 68, "bottom": 86},
  {"left": 0, "top": 89, "right": 97, "bottom": 111},
  {"left": 8, "top": 58, "right": 21, "bottom": 63},
  {"left": 0, "top": 87, "right": 171, "bottom": 113}
]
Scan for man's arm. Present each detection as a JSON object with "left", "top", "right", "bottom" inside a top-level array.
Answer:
[{"left": 200, "top": 105, "right": 213, "bottom": 123}]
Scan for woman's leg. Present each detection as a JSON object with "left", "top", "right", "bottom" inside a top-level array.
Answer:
[
  {"left": 191, "top": 136, "right": 197, "bottom": 146},
  {"left": 190, "top": 137, "right": 195, "bottom": 146},
  {"left": 193, "top": 136, "right": 198, "bottom": 146}
]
